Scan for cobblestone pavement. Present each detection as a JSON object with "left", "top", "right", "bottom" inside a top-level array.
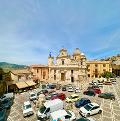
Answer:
[{"left": 7, "top": 78, "right": 120, "bottom": 121}]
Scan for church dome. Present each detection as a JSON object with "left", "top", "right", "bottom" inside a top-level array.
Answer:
[{"left": 73, "top": 48, "right": 81, "bottom": 55}]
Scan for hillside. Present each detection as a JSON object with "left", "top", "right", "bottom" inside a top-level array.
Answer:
[{"left": 0, "top": 62, "right": 28, "bottom": 72}]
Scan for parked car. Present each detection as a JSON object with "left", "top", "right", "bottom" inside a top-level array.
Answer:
[
  {"left": 51, "top": 93, "right": 66, "bottom": 100},
  {"left": 37, "top": 99, "right": 64, "bottom": 119},
  {"left": 75, "top": 87, "right": 80, "bottom": 93},
  {"left": 68, "top": 86, "right": 74, "bottom": 92},
  {"left": 38, "top": 89, "right": 48, "bottom": 96},
  {"left": 0, "top": 106, "right": 7, "bottom": 121},
  {"left": 87, "top": 87, "right": 101, "bottom": 94},
  {"left": 98, "top": 93, "right": 115, "bottom": 100},
  {"left": 47, "top": 83, "right": 56, "bottom": 89},
  {"left": 97, "top": 82, "right": 103, "bottom": 88},
  {"left": 76, "top": 117, "right": 95, "bottom": 121},
  {"left": 0, "top": 93, "right": 14, "bottom": 102},
  {"left": 46, "top": 92, "right": 58, "bottom": 100},
  {"left": 110, "top": 78, "right": 117, "bottom": 84},
  {"left": 103, "top": 81, "right": 112, "bottom": 85},
  {"left": 23, "top": 101, "right": 34, "bottom": 117},
  {"left": 29, "top": 92, "right": 37, "bottom": 101},
  {"left": 83, "top": 90, "right": 96, "bottom": 96},
  {"left": 66, "top": 94, "right": 79, "bottom": 103},
  {"left": 56, "top": 84, "right": 61, "bottom": 90},
  {"left": 79, "top": 103, "right": 102, "bottom": 117},
  {"left": 75, "top": 98, "right": 91, "bottom": 108},
  {"left": 50, "top": 109, "right": 76, "bottom": 121},
  {"left": 62, "top": 86, "right": 67, "bottom": 91},
  {"left": 1, "top": 98, "right": 13, "bottom": 109}
]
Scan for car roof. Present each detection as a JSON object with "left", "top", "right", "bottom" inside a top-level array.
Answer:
[
  {"left": 71, "top": 94, "right": 79, "bottom": 97},
  {"left": 88, "top": 103, "right": 99, "bottom": 107},
  {"left": 44, "top": 99, "right": 62, "bottom": 108},
  {"left": 30, "top": 92, "right": 35, "bottom": 94},
  {"left": 81, "top": 98, "right": 90, "bottom": 101},
  {"left": 50, "top": 109, "right": 67, "bottom": 119},
  {"left": 24, "top": 101, "right": 31, "bottom": 105}
]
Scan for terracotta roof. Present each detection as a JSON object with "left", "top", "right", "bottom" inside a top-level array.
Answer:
[
  {"left": 11, "top": 69, "right": 31, "bottom": 74},
  {"left": 25, "top": 80, "right": 36, "bottom": 86},
  {"left": 30, "top": 64, "right": 48, "bottom": 68},
  {"left": 16, "top": 81, "right": 28, "bottom": 89}
]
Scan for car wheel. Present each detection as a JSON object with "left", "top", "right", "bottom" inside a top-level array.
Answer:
[
  {"left": 86, "top": 113, "right": 90, "bottom": 117},
  {"left": 98, "top": 110, "right": 102, "bottom": 114},
  {"left": 112, "top": 98, "right": 115, "bottom": 100}
]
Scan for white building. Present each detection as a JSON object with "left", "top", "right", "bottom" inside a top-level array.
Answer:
[{"left": 48, "top": 48, "right": 87, "bottom": 84}]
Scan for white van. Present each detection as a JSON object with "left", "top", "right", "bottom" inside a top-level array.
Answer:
[
  {"left": 50, "top": 109, "right": 76, "bottom": 121},
  {"left": 37, "top": 99, "right": 64, "bottom": 119}
]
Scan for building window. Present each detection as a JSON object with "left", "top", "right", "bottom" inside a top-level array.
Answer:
[
  {"left": 43, "top": 71, "right": 46, "bottom": 79},
  {"left": 95, "top": 69, "right": 98, "bottom": 72},
  {"left": 95, "top": 74, "right": 98, "bottom": 78},
  {"left": 71, "top": 70, "right": 73, "bottom": 74},
  {"left": 37, "top": 69, "right": 39, "bottom": 73},
  {"left": 87, "top": 69, "right": 90, "bottom": 72},
  {"left": 88, "top": 74, "right": 90, "bottom": 77},
  {"left": 95, "top": 64, "right": 98, "bottom": 67},
  {"left": 54, "top": 75, "right": 56, "bottom": 80},
  {"left": 75, "top": 57, "right": 76, "bottom": 60},
  {"left": 62, "top": 60, "right": 64, "bottom": 65},
  {"left": 103, "top": 69, "right": 106, "bottom": 72},
  {"left": 54, "top": 70, "right": 56, "bottom": 74},
  {"left": 103, "top": 64, "right": 106, "bottom": 67}
]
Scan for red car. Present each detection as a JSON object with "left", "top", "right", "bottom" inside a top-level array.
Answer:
[
  {"left": 92, "top": 88, "right": 101, "bottom": 94},
  {"left": 87, "top": 86, "right": 101, "bottom": 94},
  {"left": 51, "top": 93, "right": 66, "bottom": 100}
]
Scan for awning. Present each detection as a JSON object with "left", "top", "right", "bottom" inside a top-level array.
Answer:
[
  {"left": 25, "top": 80, "right": 36, "bottom": 87},
  {"left": 16, "top": 81, "right": 28, "bottom": 89}
]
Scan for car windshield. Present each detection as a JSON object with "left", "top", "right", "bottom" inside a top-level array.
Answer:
[
  {"left": 84, "top": 104, "right": 92, "bottom": 111},
  {"left": 69, "top": 96, "right": 74, "bottom": 99},
  {"left": 39, "top": 106, "right": 46, "bottom": 113},
  {"left": 66, "top": 111, "right": 72, "bottom": 116},
  {"left": 24, "top": 104, "right": 31, "bottom": 110},
  {"left": 31, "top": 94, "right": 35, "bottom": 97},
  {"left": 2, "top": 99, "right": 9, "bottom": 104}
]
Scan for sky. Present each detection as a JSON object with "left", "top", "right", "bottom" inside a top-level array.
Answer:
[{"left": 0, "top": 0, "right": 120, "bottom": 65}]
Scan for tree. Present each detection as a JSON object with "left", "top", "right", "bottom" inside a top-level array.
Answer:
[{"left": 101, "top": 71, "right": 116, "bottom": 80}]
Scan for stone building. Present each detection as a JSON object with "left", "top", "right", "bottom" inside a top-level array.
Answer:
[
  {"left": 112, "top": 59, "right": 120, "bottom": 76},
  {"left": 48, "top": 48, "right": 87, "bottom": 84},
  {"left": 87, "top": 60, "right": 112, "bottom": 78},
  {"left": 30, "top": 64, "right": 49, "bottom": 83}
]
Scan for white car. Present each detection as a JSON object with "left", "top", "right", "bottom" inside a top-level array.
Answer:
[
  {"left": 68, "top": 86, "right": 74, "bottom": 92},
  {"left": 50, "top": 109, "right": 76, "bottom": 121},
  {"left": 23, "top": 101, "right": 34, "bottom": 117},
  {"left": 79, "top": 103, "right": 102, "bottom": 117},
  {"left": 29, "top": 92, "right": 37, "bottom": 101},
  {"left": 75, "top": 87, "right": 80, "bottom": 93}
]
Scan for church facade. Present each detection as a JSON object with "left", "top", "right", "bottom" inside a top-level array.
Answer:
[{"left": 48, "top": 48, "right": 87, "bottom": 83}]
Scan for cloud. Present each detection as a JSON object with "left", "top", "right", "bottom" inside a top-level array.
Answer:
[{"left": 0, "top": 0, "right": 120, "bottom": 64}]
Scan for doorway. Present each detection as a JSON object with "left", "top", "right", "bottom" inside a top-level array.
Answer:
[
  {"left": 71, "top": 77, "right": 74, "bottom": 82},
  {"left": 61, "top": 73, "right": 65, "bottom": 81}
]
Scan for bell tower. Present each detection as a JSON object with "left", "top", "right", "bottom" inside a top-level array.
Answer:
[{"left": 48, "top": 52, "right": 54, "bottom": 66}]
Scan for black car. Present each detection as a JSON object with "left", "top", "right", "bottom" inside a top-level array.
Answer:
[
  {"left": 37, "top": 89, "right": 48, "bottom": 96},
  {"left": 83, "top": 90, "right": 96, "bottom": 96},
  {"left": 62, "top": 86, "right": 67, "bottom": 91},
  {"left": 1, "top": 98, "right": 13, "bottom": 109},
  {"left": 98, "top": 93, "right": 115, "bottom": 100},
  {"left": 76, "top": 117, "right": 93, "bottom": 121},
  {"left": 0, "top": 106, "right": 7, "bottom": 121},
  {"left": 75, "top": 98, "right": 91, "bottom": 108}
]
